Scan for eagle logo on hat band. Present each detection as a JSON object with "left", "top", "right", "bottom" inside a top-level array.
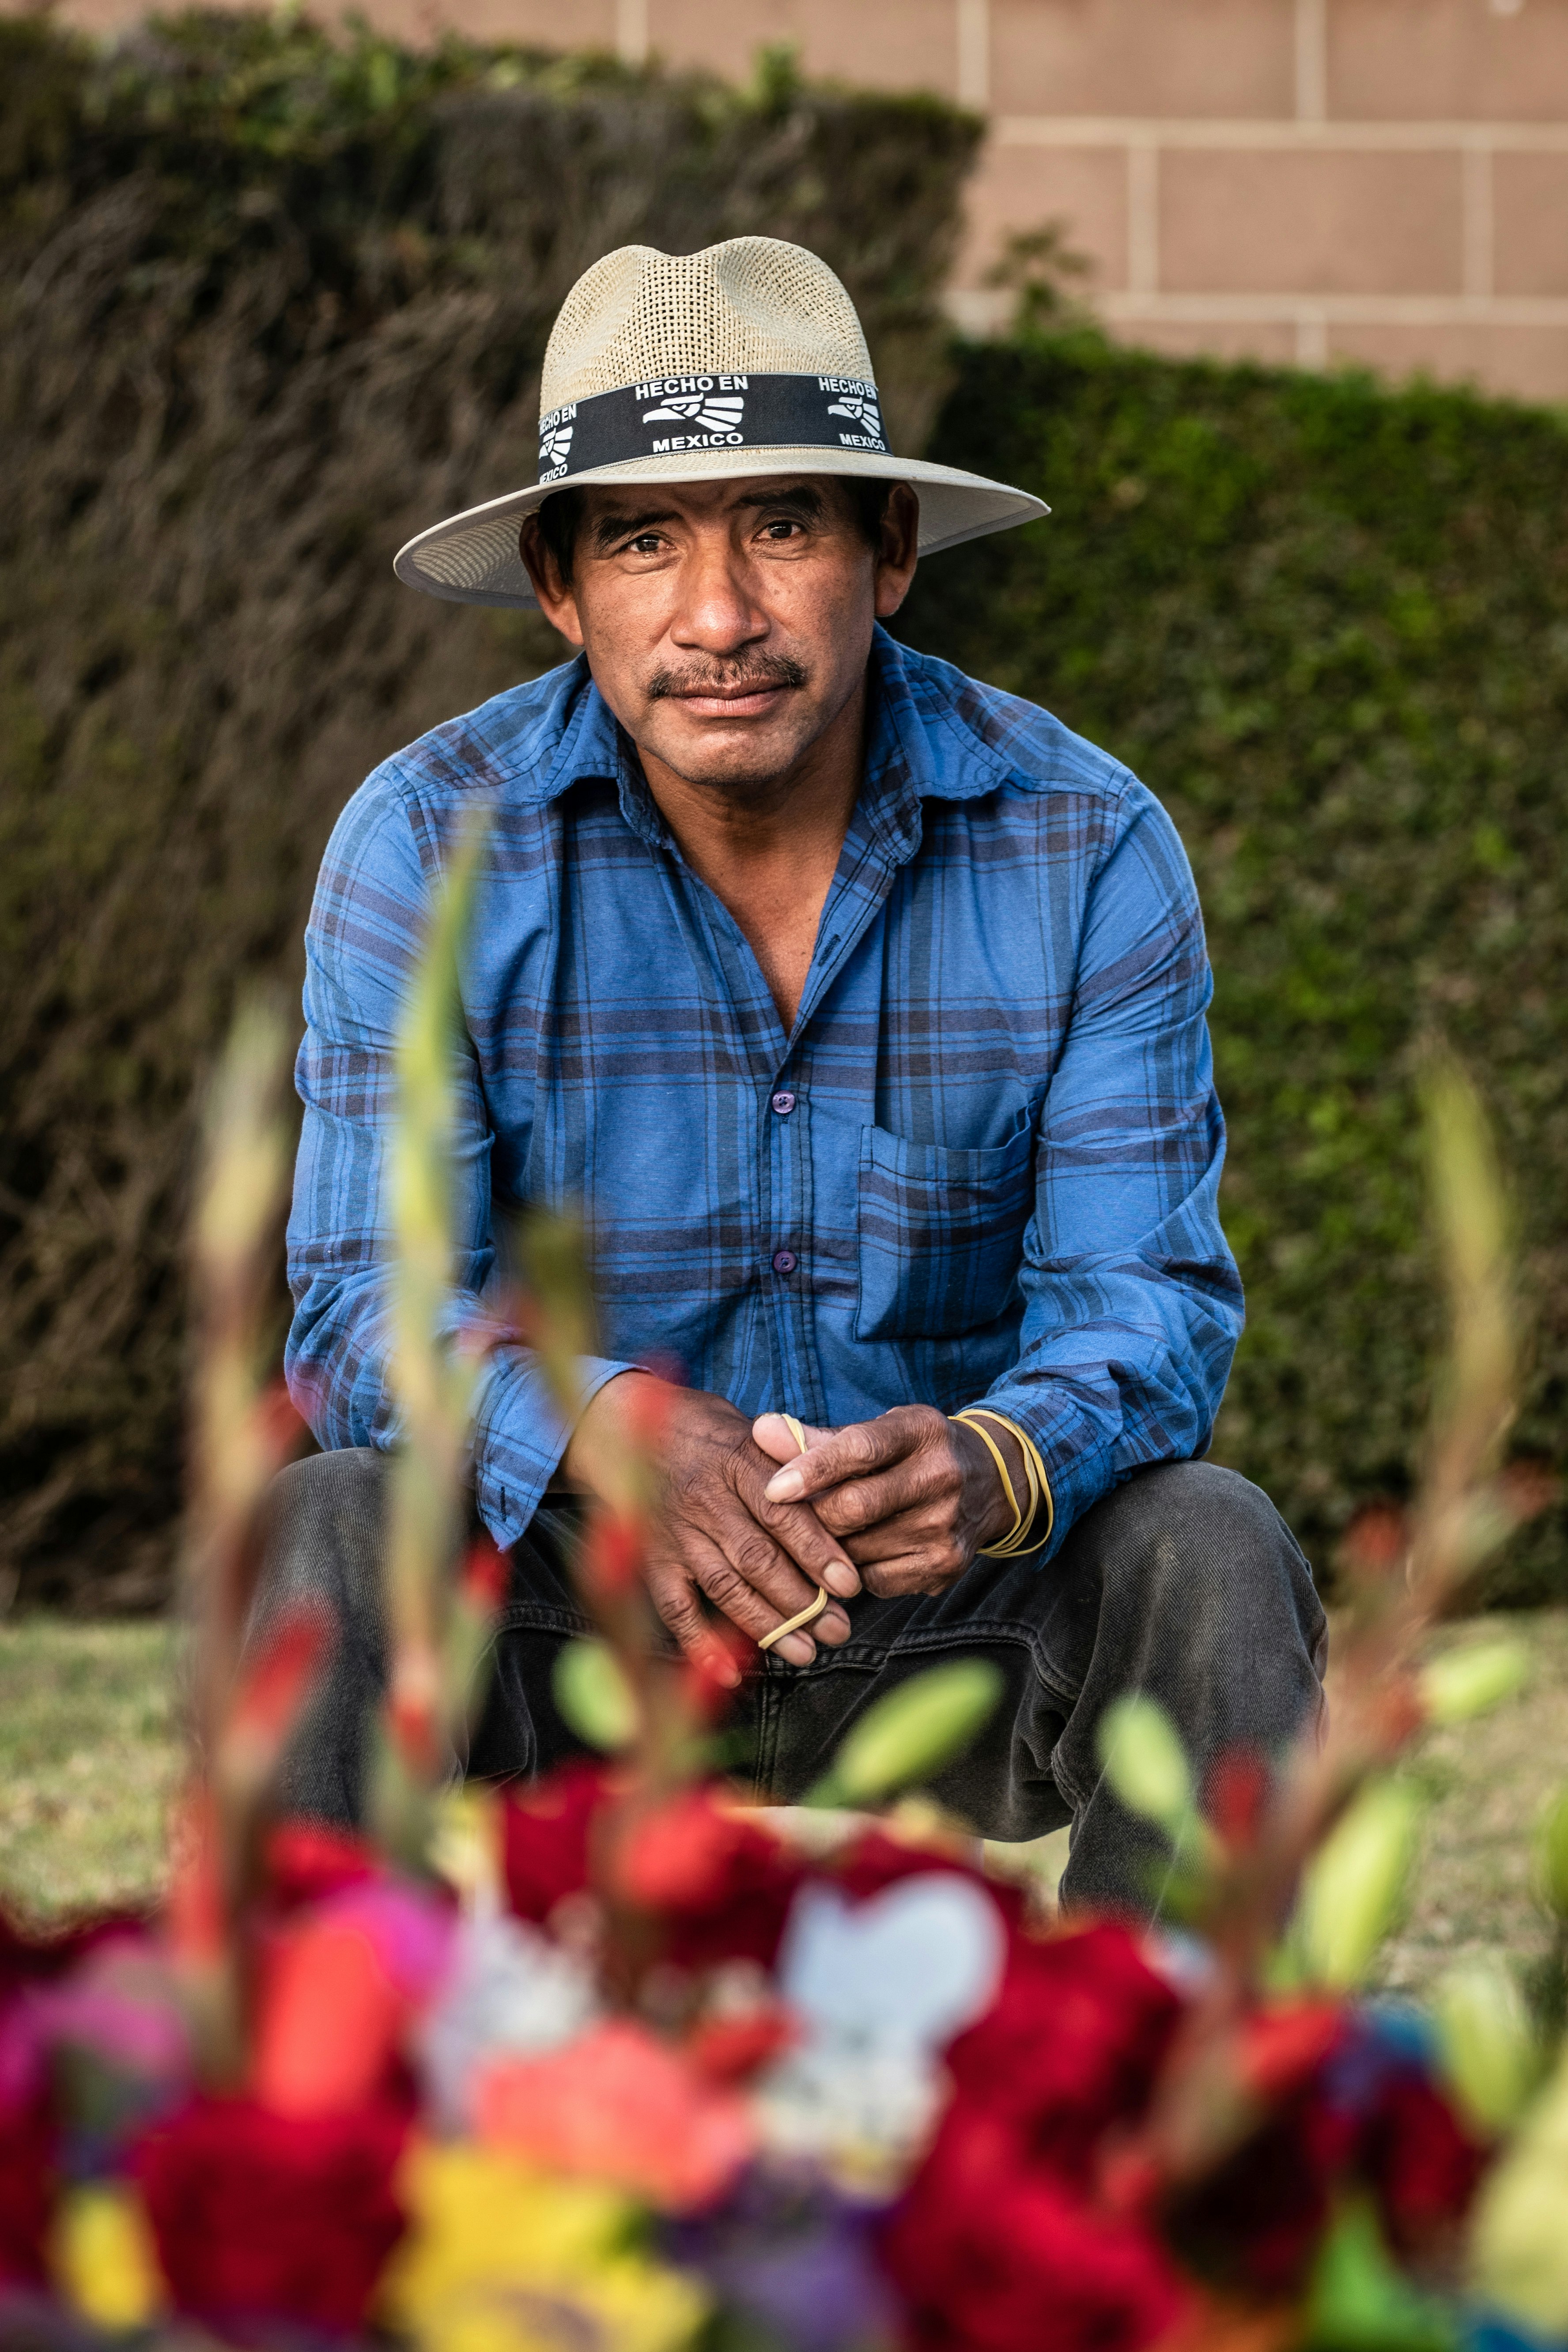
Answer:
[
  {"left": 640, "top": 390, "right": 747, "bottom": 439},
  {"left": 538, "top": 421, "right": 574, "bottom": 479},
  {"left": 826, "top": 391, "right": 883, "bottom": 443}
]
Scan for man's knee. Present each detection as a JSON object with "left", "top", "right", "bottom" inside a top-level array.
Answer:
[
  {"left": 246, "top": 1449, "right": 390, "bottom": 1825},
  {"left": 254, "top": 1446, "right": 389, "bottom": 1645},
  {"left": 266, "top": 1444, "right": 386, "bottom": 1535},
  {"left": 1089, "top": 1459, "right": 1326, "bottom": 1664}
]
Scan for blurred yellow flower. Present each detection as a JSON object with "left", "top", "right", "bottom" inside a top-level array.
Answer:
[
  {"left": 428, "top": 1783, "right": 504, "bottom": 1905},
  {"left": 380, "top": 2139, "right": 709, "bottom": 2352},
  {"left": 51, "top": 2182, "right": 166, "bottom": 2330}
]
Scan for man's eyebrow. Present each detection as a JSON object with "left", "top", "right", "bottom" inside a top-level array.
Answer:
[
  {"left": 586, "top": 483, "right": 828, "bottom": 554},
  {"left": 731, "top": 485, "right": 827, "bottom": 521},
  {"left": 589, "top": 507, "right": 680, "bottom": 552}
]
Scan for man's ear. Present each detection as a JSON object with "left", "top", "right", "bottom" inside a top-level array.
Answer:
[
  {"left": 873, "top": 484, "right": 920, "bottom": 621},
  {"left": 518, "top": 515, "right": 586, "bottom": 647}
]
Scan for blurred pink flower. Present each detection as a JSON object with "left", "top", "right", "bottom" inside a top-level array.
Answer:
[{"left": 475, "top": 2018, "right": 756, "bottom": 2212}]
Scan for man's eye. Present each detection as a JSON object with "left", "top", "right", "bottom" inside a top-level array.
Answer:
[
  {"left": 627, "top": 533, "right": 664, "bottom": 555},
  {"left": 761, "top": 518, "right": 802, "bottom": 541}
]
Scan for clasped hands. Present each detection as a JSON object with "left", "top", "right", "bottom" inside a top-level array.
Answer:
[{"left": 562, "top": 1375, "right": 1024, "bottom": 1682}]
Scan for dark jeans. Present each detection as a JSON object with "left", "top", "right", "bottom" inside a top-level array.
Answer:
[{"left": 254, "top": 1448, "right": 1326, "bottom": 1917}]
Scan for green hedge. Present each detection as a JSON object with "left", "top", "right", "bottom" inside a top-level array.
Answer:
[
  {"left": 895, "top": 332, "right": 1568, "bottom": 1596},
  {"left": 0, "top": 14, "right": 979, "bottom": 1607}
]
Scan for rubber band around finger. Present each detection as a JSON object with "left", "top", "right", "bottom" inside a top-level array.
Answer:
[
  {"left": 757, "top": 1414, "right": 827, "bottom": 1654},
  {"left": 756, "top": 1584, "right": 830, "bottom": 1652}
]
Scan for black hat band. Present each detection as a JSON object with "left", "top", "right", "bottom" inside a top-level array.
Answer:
[{"left": 536, "top": 371, "right": 888, "bottom": 487}]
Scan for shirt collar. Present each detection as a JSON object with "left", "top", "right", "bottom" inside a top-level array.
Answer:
[{"left": 526, "top": 625, "right": 1018, "bottom": 857}]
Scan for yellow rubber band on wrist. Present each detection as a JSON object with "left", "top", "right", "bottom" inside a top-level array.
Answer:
[
  {"left": 950, "top": 1412, "right": 1025, "bottom": 1554},
  {"left": 953, "top": 1408, "right": 1055, "bottom": 1558},
  {"left": 758, "top": 1412, "right": 830, "bottom": 1654}
]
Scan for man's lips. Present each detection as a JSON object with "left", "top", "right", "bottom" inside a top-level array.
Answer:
[{"left": 664, "top": 681, "right": 795, "bottom": 719}]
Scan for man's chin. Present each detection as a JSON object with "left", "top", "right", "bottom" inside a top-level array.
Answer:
[{"left": 640, "top": 714, "right": 818, "bottom": 795}]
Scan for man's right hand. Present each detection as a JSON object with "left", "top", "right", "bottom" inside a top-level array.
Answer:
[{"left": 561, "top": 1374, "right": 861, "bottom": 1676}]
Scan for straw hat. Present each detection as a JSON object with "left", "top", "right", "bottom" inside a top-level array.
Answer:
[{"left": 393, "top": 236, "right": 1048, "bottom": 608}]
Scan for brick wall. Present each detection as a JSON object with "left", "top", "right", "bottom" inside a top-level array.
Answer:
[
  {"left": 958, "top": 0, "right": 1568, "bottom": 400},
  {"left": 21, "top": 0, "right": 1568, "bottom": 399}
]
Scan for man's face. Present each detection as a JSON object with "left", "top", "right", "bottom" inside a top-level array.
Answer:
[{"left": 520, "top": 475, "right": 919, "bottom": 795}]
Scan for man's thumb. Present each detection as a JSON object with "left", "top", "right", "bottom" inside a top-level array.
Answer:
[{"left": 751, "top": 1411, "right": 829, "bottom": 1468}]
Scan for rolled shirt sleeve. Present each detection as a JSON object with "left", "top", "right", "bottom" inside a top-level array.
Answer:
[
  {"left": 973, "top": 779, "right": 1243, "bottom": 1558},
  {"left": 283, "top": 765, "right": 639, "bottom": 1551}
]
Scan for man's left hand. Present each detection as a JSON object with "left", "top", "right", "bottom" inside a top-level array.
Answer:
[{"left": 752, "top": 1405, "right": 1020, "bottom": 1598}]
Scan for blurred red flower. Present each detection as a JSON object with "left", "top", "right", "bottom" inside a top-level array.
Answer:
[
  {"left": 883, "top": 1923, "right": 1190, "bottom": 2352},
  {"left": 884, "top": 2104, "right": 1190, "bottom": 2352},
  {"left": 617, "top": 1790, "right": 806, "bottom": 1968},
  {"left": 0, "top": 2081, "right": 54, "bottom": 2287},
  {"left": 502, "top": 1770, "right": 806, "bottom": 1970},
  {"left": 1359, "top": 2065, "right": 1486, "bottom": 2262},
  {"left": 944, "top": 1921, "right": 1183, "bottom": 2173},
  {"left": 132, "top": 2094, "right": 408, "bottom": 2330},
  {"left": 264, "top": 1821, "right": 379, "bottom": 1913},
  {"left": 252, "top": 1884, "right": 452, "bottom": 2120},
  {"left": 501, "top": 1761, "right": 608, "bottom": 1923},
  {"left": 0, "top": 1908, "right": 137, "bottom": 2284},
  {"left": 1163, "top": 2019, "right": 1485, "bottom": 2295}
]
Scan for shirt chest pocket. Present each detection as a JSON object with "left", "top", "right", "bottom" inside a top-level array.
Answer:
[{"left": 854, "top": 1118, "right": 1037, "bottom": 1344}]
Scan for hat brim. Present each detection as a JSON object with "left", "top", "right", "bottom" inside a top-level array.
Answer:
[{"left": 393, "top": 444, "right": 1048, "bottom": 608}]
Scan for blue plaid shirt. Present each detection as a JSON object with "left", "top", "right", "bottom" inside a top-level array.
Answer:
[{"left": 287, "top": 626, "right": 1242, "bottom": 1561}]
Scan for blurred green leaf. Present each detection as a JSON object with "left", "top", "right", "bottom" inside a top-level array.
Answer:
[
  {"left": 193, "top": 993, "right": 291, "bottom": 1280},
  {"left": 1413, "top": 1053, "right": 1520, "bottom": 1588},
  {"left": 389, "top": 816, "right": 489, "bottom": 1454},
  {"left": 1096, "top": 1694, "right": 1193, "bottom": 1837},
  {"left": 1293, "top": 1777, "right": 1424, "bottom": 1989},
  {"left": 1470, "top": 2046, "right": 1568, "bottom": 2333},
  {"left": 553, "top": 1639, "right": 639, "bottom": 1753},
  {"left": 808, "top": 1659, "right": 1001, "bottom": 1809},
  {"left": 376, "top": 819, "right": 491, "bottom": 1843},
  {"left": 1420, "top": 1637, "right": 1529, "bottom": 1725},
  {"left": 1303, "top": 2199, "right": 1457, "bottom": 2351},
  {"left": 1534, "top": 1787, "right": 1568, "bottom": 1921},
  {"left": 518, "top": 1210, "right": 597, "bottom": 1429},
  {"left": 1433, "top": 1956, "right": 1538, "bottom": 2135}
]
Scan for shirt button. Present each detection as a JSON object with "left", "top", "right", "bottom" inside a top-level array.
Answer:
[
  {"left": 771, "top": 1091, "right": 796, "bottom": 1115},
  {"left": 771, "top": 1248, "right": 798, "bottom": 1276}
]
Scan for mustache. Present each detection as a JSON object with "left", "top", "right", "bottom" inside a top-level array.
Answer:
[{"left": 646, "top": 653, "right": 809, "bottom": 701}]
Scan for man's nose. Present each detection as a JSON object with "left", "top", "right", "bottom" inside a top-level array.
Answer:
[{"left": 669, "top": 537, "right": 767, "bottom": 654}]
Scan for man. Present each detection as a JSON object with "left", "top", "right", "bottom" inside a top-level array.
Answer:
[{"left": 274, "top": 235, "right": 1325, "bottom": 1911}]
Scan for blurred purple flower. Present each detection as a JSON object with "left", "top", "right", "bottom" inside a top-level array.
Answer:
[{"left": 665, "top": 2164, "right": 895, "bottom": 2352}]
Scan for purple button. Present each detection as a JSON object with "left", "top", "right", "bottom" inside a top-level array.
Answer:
[
  {"left": 771, "top": 1248, "right": 798, "bottom": 1276},
  {"left": 771, "top": 1091, "right": 796, "bottom": 1115}
]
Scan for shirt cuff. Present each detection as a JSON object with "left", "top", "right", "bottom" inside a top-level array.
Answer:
[
  {"left": 963, "top": 1380, "right": 1122, "bottom": 1565},
  {"left": 469, "top": 1347, "right": 644, "bottom": 1551}
]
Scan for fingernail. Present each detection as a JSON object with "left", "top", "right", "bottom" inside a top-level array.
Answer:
[
  {"left": 780, "top": 1633, "right": 816, "bottom": 1666},
  {"left": 765, "top": 1469, "right": 805, "bottom": 1502},
  {"left": 823, "top": 1561, "right": 860, "bottom": 1599}
]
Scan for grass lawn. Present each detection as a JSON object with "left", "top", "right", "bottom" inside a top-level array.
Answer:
[
  {"left": 1380, "top": 1611, "right": 1568, "bottom": 1997},
  {"left": 0, "top": 1618, "right": 183, "bottom": 1924},
  {"left": 2, "top": 1612, "right": 1566, "bottom": 2006}
]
